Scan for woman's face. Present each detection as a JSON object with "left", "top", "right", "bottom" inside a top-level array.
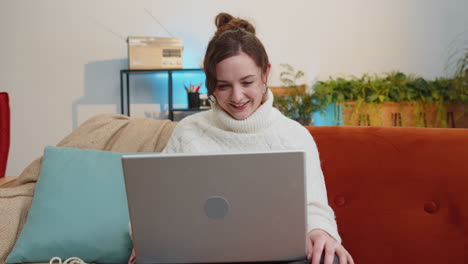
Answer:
[{"left": 213, "top": 52, "right": 270, "bottom": 120}]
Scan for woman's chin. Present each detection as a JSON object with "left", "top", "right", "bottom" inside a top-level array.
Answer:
[{"left": 229, "top": 110, "right": 253, "bottom": 120}]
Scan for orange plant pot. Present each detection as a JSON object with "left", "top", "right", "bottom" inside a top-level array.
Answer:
[{"left": 340, "top": 102, "right": 468, "bottom": 128}]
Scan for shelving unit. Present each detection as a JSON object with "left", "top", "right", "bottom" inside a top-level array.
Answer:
[{"left": 120, "top": 68, "right": 207, "bottom": 120}]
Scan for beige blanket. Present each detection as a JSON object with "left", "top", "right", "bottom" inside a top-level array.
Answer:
[{"left": 0, "top": 114, "right": 176, "bottom": 263}]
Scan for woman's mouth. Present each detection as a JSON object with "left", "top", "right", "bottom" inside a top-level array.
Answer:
[{"left": 231, "top": 101, "right": 249, "bottom": 110}]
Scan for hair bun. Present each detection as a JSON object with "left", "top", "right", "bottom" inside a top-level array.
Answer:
[
  {"left": 215, "top": 13, "right": 234, "bottom": 28},
  {"left": 214, "top": 12, "right": 256, "bottom": 36}
]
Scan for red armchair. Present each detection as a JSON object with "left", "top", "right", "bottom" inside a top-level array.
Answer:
[{"left": 0, "top": 92, "right": 10, "bottom": 178}]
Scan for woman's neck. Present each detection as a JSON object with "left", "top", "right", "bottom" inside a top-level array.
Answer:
[{"left": 210, "top": 90, "right": 276, "bottom": 133}]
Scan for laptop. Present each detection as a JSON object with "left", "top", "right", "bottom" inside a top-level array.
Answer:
[{"left": 122, "top": 150, "right": 307, "bottom": 264}]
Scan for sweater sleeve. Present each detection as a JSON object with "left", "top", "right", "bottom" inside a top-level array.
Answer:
[
  {"left": 162, "top": 113, "right": 206, "bottom": 153},
  {"left": 162, "top": 123, "right": 184, "bottom": 153},
  {"left": 300, "top": 127, "right": 342, "bottom": 244}
]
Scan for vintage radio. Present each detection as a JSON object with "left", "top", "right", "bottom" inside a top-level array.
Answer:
[{"left": 127, "top": 36, "right": 183, "bottom": 69}]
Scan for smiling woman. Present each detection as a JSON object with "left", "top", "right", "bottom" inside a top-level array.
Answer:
[
  {"left": 129, "top": 12, "right": 354, "bottom": 264},
  {"left": 212, "top": 52, "right": 270, "bottom": 120}
]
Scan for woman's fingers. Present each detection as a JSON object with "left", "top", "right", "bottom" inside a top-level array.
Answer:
[
  {"left": 336, "top": 247, "right": 348, "bottom": 264},
  {"left": 310, "top": 239, "right": 326, "bottom": 264},
  {"left": 307, "top": 236, "right": 313, "bottom": 260},
  {"left": 307, "top": 230, "right": 354, "bottom": 264},
  {"left": 128, "top": 248, "right": 136, "bottom": 264},
  {"left": 324, "top": 242, "right": 339, "bottom": 264},
  {"left": 347, "top": 251, "right": 355, "bottom": 264},
  {"left": 334, "top": 247, "right": 355, "bottom": 264}
]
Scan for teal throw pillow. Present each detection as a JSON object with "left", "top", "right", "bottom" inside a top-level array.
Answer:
[{"left": 6, "top": 146, "right": 133, "bottom": 263}]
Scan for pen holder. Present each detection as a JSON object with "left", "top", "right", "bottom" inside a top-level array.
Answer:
[
  {"left": 199, "top": 93, "right": 210, "bottom": 108},
  {"left": 188, "top": 92, "right": 200, "bottom": 109}
]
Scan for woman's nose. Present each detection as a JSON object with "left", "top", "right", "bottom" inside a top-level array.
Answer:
[{"left": 230, "top": 86, "right": 244, "bottom": 102}]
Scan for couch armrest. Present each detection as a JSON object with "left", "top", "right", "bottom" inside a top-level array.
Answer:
[{"left": 0, "top": 176, "right": 18, "bottom": 187}]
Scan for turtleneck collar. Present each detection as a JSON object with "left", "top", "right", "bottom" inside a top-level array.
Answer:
[{"left": 210, "top": 89, "right": 278, "bottom": 133}]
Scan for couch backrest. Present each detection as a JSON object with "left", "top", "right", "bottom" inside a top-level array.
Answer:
[{"left": 307, "top": 126, "right": 468, "bottom": 264}]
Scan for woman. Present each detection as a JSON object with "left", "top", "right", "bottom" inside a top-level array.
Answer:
[{"left": 129, "top": 12, "right": 354, "bottom": 264}]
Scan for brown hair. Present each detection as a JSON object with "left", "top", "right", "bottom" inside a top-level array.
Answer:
[{"left": 203, "top": 12, "right": 270, "bottom": 96}]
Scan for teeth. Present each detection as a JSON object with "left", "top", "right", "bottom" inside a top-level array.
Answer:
[{"left": 233, "top": 102, "right": 247, "bottom": 107}]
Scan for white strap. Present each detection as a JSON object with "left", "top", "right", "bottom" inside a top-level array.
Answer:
[{"left": 49, "top": 257, "right": 87, "bottom": 264}]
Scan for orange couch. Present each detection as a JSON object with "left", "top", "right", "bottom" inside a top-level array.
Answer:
[
  {"left": 307, "top": 126, "right": 468, "bottom": 264},
  {"left": 2, "top": 115, "right": 467, "bottom": 263}
]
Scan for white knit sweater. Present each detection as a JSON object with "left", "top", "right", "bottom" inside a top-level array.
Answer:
[{"left": 163, "top": 90, "right": 341, "bottom": 243}]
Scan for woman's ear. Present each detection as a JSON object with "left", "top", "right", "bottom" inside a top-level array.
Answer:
[{"left": 262, "top": 63, "right": 272, "bottom": 84}]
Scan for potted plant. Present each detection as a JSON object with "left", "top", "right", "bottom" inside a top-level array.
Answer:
[
  {"left": 313, "top": 73, "right": 399, "bottom": 126},
  {"left": 272, "top": 64, "right": 321, "bottom": 125},
  {"left": 313, "top": 70, "right": 467, "bottom": 128}
]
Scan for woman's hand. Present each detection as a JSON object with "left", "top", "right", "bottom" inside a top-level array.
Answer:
[
  {"left": 128, "top": 248, "right": 136, "bottom": 264},
  {"left": 126, "top": 231, "right": 354, "bottom": 264},
  {"left": 307, "top": 229, "right": 354, "bottom": 264}
]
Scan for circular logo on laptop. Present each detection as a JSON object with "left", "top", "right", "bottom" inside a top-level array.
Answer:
[{"left": 204, "top": 196, "right": 229, "bottom": 219}]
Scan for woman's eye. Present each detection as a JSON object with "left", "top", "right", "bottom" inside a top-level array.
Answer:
[
  {"left": 217, "top": 84, "right": 230, "bottom": 89},
  {"left": 242, "top": 81, "right": 253, "bottom": 86}
]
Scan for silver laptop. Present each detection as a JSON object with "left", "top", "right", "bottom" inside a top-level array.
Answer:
[{"left": 122, "top": 150, "right": 307, "bottom": 264}]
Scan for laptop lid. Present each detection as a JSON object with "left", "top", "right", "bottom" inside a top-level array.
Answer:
[{"left": 122, "top": 150, "right": 307, "bottom": 264}]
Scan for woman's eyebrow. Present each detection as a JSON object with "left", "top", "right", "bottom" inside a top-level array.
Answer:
[
  {"left": 240, "top": 75, "right": 256, "bottom": 80},
  {"left": 217, "top": 75, "right": 256, "bottom": 83}
]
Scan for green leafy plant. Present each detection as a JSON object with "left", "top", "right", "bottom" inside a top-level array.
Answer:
[
  {"left": 273, "top": 64, "right": 321, "bottom": 125},
  {"left": 452, "top": 48, "right": 468, "bottom": 102},
  {"left": 312, "top": 69, "right": 467, "bottom": 127}
]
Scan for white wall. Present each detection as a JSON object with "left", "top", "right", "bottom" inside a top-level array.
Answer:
[{"left": 2, "top": 0, "right": 468, "bottom": 176}]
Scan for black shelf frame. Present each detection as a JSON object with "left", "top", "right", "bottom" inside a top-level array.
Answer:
[{"left": 120, "top": 68, "right": 206, "bottom": 120}]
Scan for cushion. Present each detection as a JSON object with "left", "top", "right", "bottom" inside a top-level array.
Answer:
[{"left": 6, "top": 146, "right": 133, "bottom": 263}]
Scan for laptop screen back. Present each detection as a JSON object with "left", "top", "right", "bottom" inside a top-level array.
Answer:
[{"left": 122, "top": 150, "right": 307, "bottom": 264}]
